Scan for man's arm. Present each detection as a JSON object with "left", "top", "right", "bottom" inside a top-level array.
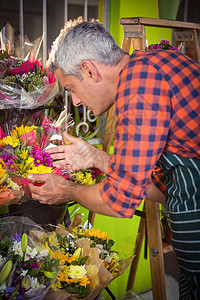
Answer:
[{"left": 28, "top": 173, "right": 121, "bottom": 217}]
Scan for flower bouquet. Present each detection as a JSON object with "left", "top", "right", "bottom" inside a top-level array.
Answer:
[
  {"left": 0, "top": 114, "right": 103, "bottom": 207},
  {"left": 0, "top": 215, "right": 61, "bottom": 300},
  {"left": 45, "top": 214, "right": 134, "bottom": 300},
  {"left": 0, "top": 49, "right": 58, "bottom": 109},
  {"left": 0, "top": 118, "right": 64, "bottom": 206}
]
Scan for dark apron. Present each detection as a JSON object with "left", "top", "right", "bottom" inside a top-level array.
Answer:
[{"left": 155, "top": 152, "right": 200, "bottom": 300}]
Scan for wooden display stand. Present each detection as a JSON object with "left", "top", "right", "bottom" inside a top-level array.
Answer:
[
  {"left": 89, "top": 17, "right": 200, "bottom": 300},
  {"left": 120, "top": 17, "right": 200, "bottom": 63}
]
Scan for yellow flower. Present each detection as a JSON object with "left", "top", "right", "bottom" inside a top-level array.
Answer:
[
  {"left": 0, "top": 159, "right": 7, "bottom": 183},
  {"left": 74, "top": 171, "right": 95, "bottom": 185},
  {"left": 58, "top": 270, "right": 69, "bottom": 282},
  {"left": 0, "top": 160, "right": 6, "bottom": 178},
  {"left": 50, "top": 249, "right": 62, "bottom": 261},
  {"left": 103, "top": 256, "right": 119, "bottom": 275},
  {"left": 84, "top": 172, "right": 94, "bottom": 185},
  {"left": 19, "top": 149, "right": 29, "bottom": 160},
  {"left": 67, "top": 265, "right": 87, "bottom": 279},
  {"left": 26, "top": 157, "right": 35, "bottom": 166},
  {"left": 85, "top": 228, "right": 111, "bottom": 243},
  {"left": 79, "top": 276, "right": 90, "bottom": 287},
  {"left": 51, "top": 279, "right": 62, "bottom": 290},
  {"left": 0, "top": 167, "right": 6, "bottom": 181},
  {"left": 0, "top": 159, "right": 5, "bottom": 168},
  {"left": 27, "top": 165, "right": 53, "bottom": 174},
  {"left": 12, "top": 125, "right": 37, "bottom": 139},
  {"left": 75, "top": 171, "right": 84, "bottom": 183},
  {"left": 71, "top": 227, "right": 85, "bottom": 238},
  {"left": 0, "top": 136, "right": 20, "bottom": 148}
]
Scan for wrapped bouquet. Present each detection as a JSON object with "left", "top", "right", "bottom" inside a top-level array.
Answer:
[
  {"left": 45, "top": 214, "right": 134, "bottom": 300},
  {"left": 0, "top": 116, "right": 64, "bottom": 206},
  {"left": 0, "top": 114, "right": 103, "bottom": 207},
  {"left": 0, "top": 49, "right": 58, "bottom": 109},
  {"left": 0, "top": 215, "right": 61, "bottom": 300}
]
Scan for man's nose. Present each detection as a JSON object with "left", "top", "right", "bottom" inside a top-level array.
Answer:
[{"left": 71, "top": 94, "right": 82, "bottom": 106}]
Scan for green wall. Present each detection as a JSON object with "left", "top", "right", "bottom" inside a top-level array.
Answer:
[
  {"left": 109, "top": 0, "right": 172, "bottom": 50},
  {"left": 73, "top": 1, "right": 174, "bottom": 298}
]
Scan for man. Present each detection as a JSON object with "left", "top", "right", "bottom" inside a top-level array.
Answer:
[{"left": 29, "top": 18, "right": 200, "bottom": 299}]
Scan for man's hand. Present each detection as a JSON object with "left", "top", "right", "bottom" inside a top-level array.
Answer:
[
  {"left": 45, "top": 132, "right": 96, "bottom": 171},
  {"left": 45, "top": 132, "right": 111, "bottom": 173},
  {"left": 28, "top": 173, "right": 74, "bottom": 205}
]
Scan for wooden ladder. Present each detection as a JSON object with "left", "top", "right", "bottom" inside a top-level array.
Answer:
[{"left": 119, "top": 17, "right": 200, "bottom": 300}]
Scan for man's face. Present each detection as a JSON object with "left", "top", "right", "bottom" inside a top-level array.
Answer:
[{"left": 54, "top": 67, "right": 114, "bottom": 116}]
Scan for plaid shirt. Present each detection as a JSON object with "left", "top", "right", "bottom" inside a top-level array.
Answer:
[{"left": 99, "top": 49, "right": 200, "bottom": 218}]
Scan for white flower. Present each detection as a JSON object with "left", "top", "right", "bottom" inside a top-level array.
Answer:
[
  {"left": 96, "top": 244, "right": 103, "bottom": 255},
  {"left": 96, "top": 244, "right": 103, "bottom": 250},
  {"left": 0, "top": 282, "right": 6, "bottom": 291},
  {"left": 67, "top": 265, "right": 87, "bottom": 279},
  {"left": 25, "top": 277, "right": 46, "bottom": 297},
  {"left": 111, "top": 252, "right": 119, "bottom": 261},
  {"left": 68, "top": 233, "right": 75, "bottom": 239},
  {"left": 26, "top": 246, "right": 37, "bottom": 259},
  {"left": 37, "top": 249, "right": 49, "bottom": 258},
  {"left": 20, "top": 269, "right": 28, "bottom": 277},
  {"left": 105, "top": 256, "right": 111, "bottom": 263},
  {"left": 70, "top": 241, "right": 75, "bottom": 248},
  {"left": 12, "top": 240, "right": 23, "bottom": 256},
  {"left": 12, "top": 241, "right": 37, "bottom": 260},
  {"left": 0, "top": 255, "right": 6, "bottom": 268}
]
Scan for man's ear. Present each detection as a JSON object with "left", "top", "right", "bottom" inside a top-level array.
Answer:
[{"left": 80, "top": 61, "right": 100, "bottom": 82}]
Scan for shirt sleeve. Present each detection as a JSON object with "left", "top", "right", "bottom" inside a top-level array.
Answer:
[{"left": 99, "top": 61, "right": 171, "bottom": 218}]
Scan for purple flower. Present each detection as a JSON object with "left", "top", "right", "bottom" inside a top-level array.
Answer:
[
  {"left": 12, "top": 233, "right": 22, "bottom": 242},
  {"left": 30, "top": 150, "right": 53, "bottom": 167},
  {"left": 0, "top": 153, "right": 17, "bottom": 171}
]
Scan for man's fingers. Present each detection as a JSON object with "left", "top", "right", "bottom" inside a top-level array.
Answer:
[
  {"left": 45, "top": 145, "right": 66, "bottom": 155},
  {"left": 28, "top": 173, "right": 48, "bottom": 182},
  {"left": 50, "top": 153, "right": 65, "bottom": 161},
  {"left": 53, "top": 160, "right": 70, "bottom": 169}
]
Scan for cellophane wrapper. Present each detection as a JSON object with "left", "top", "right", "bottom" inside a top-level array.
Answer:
[
  {"left": 0, "top": 79, "right": 59, "bottom": 109},
  {"left": 0, "top": 57, "right": 59, "bottom": 110},
  {"left": 44, "top": 213, "right": 135, "bottom": 300},
  {"left": 0, "top": 215, "right": 61, "bottom": 300}
]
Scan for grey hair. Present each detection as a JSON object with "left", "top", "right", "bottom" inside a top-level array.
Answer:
[{"left": 47, "top": 17, "right": 127, "bottom": 79}]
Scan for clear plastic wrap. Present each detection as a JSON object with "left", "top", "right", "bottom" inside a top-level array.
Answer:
[
  {"left": 0, "top": 57, "right": 59, "bottom": 110},
  {"left": 0, "top": 79, "right": 59, "bottom": 109},
  {"left": 0, "top": 215, "right": 61, "bottom": 299}
]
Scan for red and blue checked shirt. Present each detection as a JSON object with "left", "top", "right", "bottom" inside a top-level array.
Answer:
[{"left": 99, "top": 49, "right": 200, "bottom": 218}]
